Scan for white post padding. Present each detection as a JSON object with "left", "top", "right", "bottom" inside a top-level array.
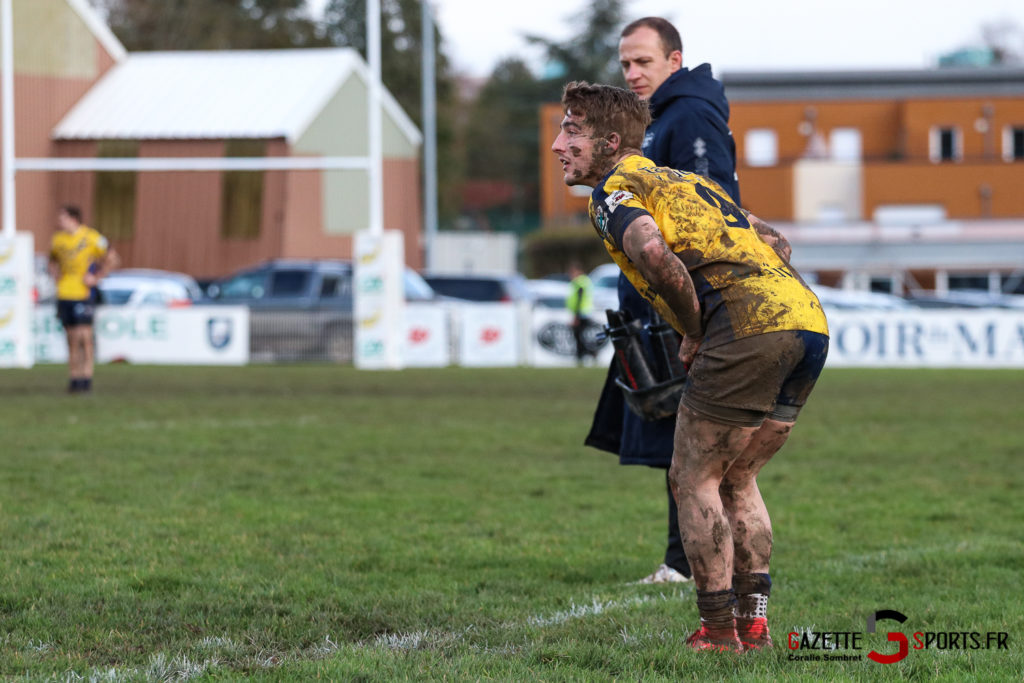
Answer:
[
  {"left": 0, "top": 232, "right": 34, "bottom": 367},
  {"left": 354, "top": 229, "right": 405, "bottom": 369}
]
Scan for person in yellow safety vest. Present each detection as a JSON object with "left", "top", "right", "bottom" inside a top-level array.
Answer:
[{"left": 566, "top": 263, "right": 595, "bottom": 364}]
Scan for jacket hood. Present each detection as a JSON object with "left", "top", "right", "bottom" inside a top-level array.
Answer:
[{"left": 648, "top": 63, "right": 730, "bottom": 120}]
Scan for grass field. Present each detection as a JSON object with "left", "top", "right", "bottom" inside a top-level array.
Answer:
[{"left": 1, "top": 364, "right": 1022, "bottom": 680}]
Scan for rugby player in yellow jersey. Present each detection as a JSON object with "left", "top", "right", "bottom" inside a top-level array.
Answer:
[
  {"left": 49, "top": 205, "right": 119, "bottom": 394},
  {"left": 551, "top": 82, "right": 829, "bottom": 653}
]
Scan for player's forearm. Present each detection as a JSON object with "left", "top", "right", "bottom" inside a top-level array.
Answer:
[
  {"left": 621, "top": 216, "right": 703, "bottom": 338},
  {"left": 95, "top": 250, "right": 120, "bottom": 279}
]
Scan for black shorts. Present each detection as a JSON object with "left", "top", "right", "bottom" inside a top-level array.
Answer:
[
  {"left": 682, "top": 330, "right": 829, "bottom": 427},
  {"left": 56, "top": 299, "right": 96, "bottom": 328}
]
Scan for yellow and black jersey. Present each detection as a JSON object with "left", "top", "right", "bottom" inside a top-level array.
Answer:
[
  {"left": 50, "top": 225, "right": 108, "bottom": 301},
  {"left": 588, "top": 155, "right": 828, "bottom": 348}
]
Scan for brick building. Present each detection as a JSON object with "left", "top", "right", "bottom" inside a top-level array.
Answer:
[
  {"left": 539, "top": 67, "right": 1024, "bottom": 295},
  {"left": 2, "top": 0, "right": 423, "bottom": 278}
]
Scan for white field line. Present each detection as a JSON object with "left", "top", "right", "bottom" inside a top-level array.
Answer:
[
  {"left": 44, "top": 588, "right": 690, "bottom": 681},
  {"left": 123, "top": 415, "right": 322, "bottom": 431},
  {"left": 38, "top": 542, "right": 1001, "bottom": 680}
]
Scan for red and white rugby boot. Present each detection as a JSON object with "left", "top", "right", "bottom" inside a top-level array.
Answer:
[
  {"left": 736, "top": 616, "right": 773, "bottom": 651},
  {"left": 685, "top": 622, "right": 743, "bottom": 653}
]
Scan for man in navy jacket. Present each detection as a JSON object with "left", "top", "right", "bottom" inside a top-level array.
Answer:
[{"left": 586, "top": 16, "right": 741, "bottom": 584}]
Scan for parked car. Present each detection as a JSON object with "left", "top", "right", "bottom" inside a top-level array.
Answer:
[
  {"left": 525, "top": 278, "right": 570, "bottom": 309},
  {"left": 33, "top": 254, "right": 57, "bottom": 303},
  {"left": 422, "top": 273, "right": 533, "bottom": 303},
  {"left": 97, "top": 269, "right": 203, "bottom": 307},
  {"left": 588, "top": 263, "right": 625, "bottom": 314},
  {"left": 811, "top": 285, "right": 911, "bottom": 311},
  {"left": 203, "top": 259, "right": 439, "bottom": 362}
]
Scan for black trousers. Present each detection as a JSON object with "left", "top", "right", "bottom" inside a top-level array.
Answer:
[
  {"left": 665, "top": 470, "right": 692, "bottom": 577},
  {"left": 571, "top": 316, "right": 593, "bottom": 362}
]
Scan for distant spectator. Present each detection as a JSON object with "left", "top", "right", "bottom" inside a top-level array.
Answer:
[{"left": 566, "top": 263, "right": 594, "bottom": 364}]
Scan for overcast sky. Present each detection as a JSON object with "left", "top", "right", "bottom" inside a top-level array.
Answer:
[{"left": 313, "top": 0, "right": 1024, "bottom": 77}]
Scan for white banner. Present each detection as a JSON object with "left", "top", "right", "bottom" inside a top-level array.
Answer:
[
  {"left": 34, "top": 305, "right": 249, "bottom": 365},
  {"left": 0, "top": 232, "right": 34, "bottom": 368},
  {"left": 457, "top": 303, "right": 519, "bottom": 367},
  {"left": 824, "top": 309, "right": 1024, "bottom": 367},
  {"left": 354, "top": 230, "right": 405, "bottom": 369},
  {"left": 403, "top": 303, "right": 450, "bottom": 367}
]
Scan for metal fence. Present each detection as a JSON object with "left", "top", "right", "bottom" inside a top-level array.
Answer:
[{"left": 248, "top": 310, "right": 353, "bottom": 363}]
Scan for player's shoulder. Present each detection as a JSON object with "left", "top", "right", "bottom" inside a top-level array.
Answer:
[{"left": 82, "top": 225, "right": 108, "bottom": 249}]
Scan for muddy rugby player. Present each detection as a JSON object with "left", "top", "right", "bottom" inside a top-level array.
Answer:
[{"left": 551, "top": 81, "right": 829, "bottom": 653}]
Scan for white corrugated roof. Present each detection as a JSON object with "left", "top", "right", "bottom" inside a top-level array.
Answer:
[{"left": 53, "top": 48, "right": 421, "bottom": 145}]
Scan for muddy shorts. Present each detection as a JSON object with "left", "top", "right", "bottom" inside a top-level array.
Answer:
[{"left": 682, "top": 330, "right": 829, "bottom": 427}]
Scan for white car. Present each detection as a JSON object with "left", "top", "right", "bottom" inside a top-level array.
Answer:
[
  {"left": 811, "top": 284, "right": 911, "bottom": 310},
  {"left": 588, "top": 263, "right": 623, "bottom": 314},
  {"left": 98, "top": 269, "right": 203, "bottom": 307},
  {"left": 33, "top": 254, "right": 57, "bottom": 303},
  {"left": 525, "top": 278, "right": 570, "bottom": 309}
]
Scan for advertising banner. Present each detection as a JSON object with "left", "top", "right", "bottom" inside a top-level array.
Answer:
[
  {"left": 34, "top": 305, "right": 249, "bottom": 365},
  {"left": 403, "top": 303, "right": 450, "bottom": 367},
  {"left": 0, "top": 232, "right": 34, "bottom": 368},
  {"left": 354, "top": 230, "right": 405, "bottom": 370},
  {"left": 457, "top": 303, "right": 519, "bottom": 367},
  {"left": 528, "top": 307, "right": 615, "bottom": 367},
  {"left": 824, "top": 309, "right": 1024, "bottom": 368}
]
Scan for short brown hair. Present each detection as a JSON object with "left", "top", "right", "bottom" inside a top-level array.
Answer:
[
  {"left": 621, "top": 17, "right": 683, "bottom": 58},
  {"left": 561, "top": 81, "right": 651, "bottom": 150},
  {"left": 60, "top": 205, "right": 83, "bottom": 223}
]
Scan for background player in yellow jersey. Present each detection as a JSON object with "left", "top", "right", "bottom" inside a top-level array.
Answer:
[
  {"left": 551, "top": 82, "right": 829, "bottom": 653},
  {"left": 49, "top": 205, "right": 119, "bottom": 394}
]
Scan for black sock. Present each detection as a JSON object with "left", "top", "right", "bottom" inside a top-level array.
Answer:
[
  {"left": 696, "top": 588, "right": 737, "bottom": 631},
  {"left": 68, "top": 378, "right": 82, "bottom": 392},
  {"left": 82, "top": 378, "right": 92, "bottom": 392}
]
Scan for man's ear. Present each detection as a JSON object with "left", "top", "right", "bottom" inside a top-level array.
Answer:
[
  {"left": 606, "top": 131, "right": 622, "bottom": 153},
  {"left": 668, "top": 49, "right": 682, "bottom": 71}
]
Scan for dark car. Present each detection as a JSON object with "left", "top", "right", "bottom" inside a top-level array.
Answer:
[
  {"left": 422, "top": 273, "right": 532, "bottom": 303},
  {"left": 204, "top": 259, "right": 437, "bottom": 362}
]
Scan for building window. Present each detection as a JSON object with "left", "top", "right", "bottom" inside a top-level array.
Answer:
[
  {"left": 94, "top": 140, "right": 137, "bottom": 240},
  {"left": 829, "top": 128, "right": 862, "bottom": 162},
  {"left": 948, "top": 273, "right": 990, "bottom": 291},
  {"left": 744, "top": 129, "right": 777, "bottom": 167},
  {"left": 1003, "top": 126, "right": 1024, "bottom": 161},
  {"left": 930, "top": 126, "right": 961, "bottom": 162},
  {"left": 221, "top": 139, "right": 265, "bottom": 239}
]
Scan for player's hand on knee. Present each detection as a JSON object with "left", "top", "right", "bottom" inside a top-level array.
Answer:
[{"left": 679, "top": 335, "right": 702, "bottom": 370}]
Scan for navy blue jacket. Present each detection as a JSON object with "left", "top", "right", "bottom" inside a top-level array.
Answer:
[
  {"left": 586, "top": 63, "right": 739, "bottom": 467},
  {"left": 644, "top": 64, "right": 740, "bottom": 203}
]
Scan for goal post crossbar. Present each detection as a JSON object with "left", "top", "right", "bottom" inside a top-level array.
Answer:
[{"left": 14, "top": 156, "right": 372, "bottom": 172}]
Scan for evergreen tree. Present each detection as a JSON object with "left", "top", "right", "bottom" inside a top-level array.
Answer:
[
  {"left": 321, "top": 0, "right": 461, "bottom": 221},
  {"left": 459, "top": 0, "right": 627, "bottom": 231},
  {"left": 525, "top": 0, "right": 627, "bottom": 86},
  {"left": 89, "top": 0, "right": 327, "bottom": 50}
]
